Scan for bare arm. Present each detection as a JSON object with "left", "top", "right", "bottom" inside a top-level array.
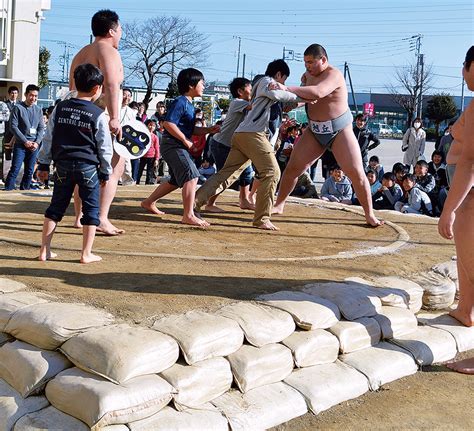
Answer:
[
  {"left": 100, "top": 48, "right": 122, "bottom": 137},
  {"left": 286, "top": 69, "right": 343, "bottom": 99}
]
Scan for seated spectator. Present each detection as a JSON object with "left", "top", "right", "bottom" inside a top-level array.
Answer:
[
  {"left": 372, "top": 172, "right": 403, "bottom": 210},
  {"left": 414, "top": 160, "right": 435, "bottom": 195},
  {"left": 393, "top": 163, "right": 409, "bottom": 189},
  {"left": 428, "top": 150, "right": 449, "bottom": 215},
  {"left": 395, "top": 174, "right": 432, "bottom": 215},
  {"left": 291, "top": 171, "right": 318, "bottom": 199},
  {"left": 367, "top": 155, "right": 384, "bottom": 183},
  {"left": 320, "top": 165, "right": 353, "bottom": 204},
  {"left": 276, "top": 125, "right": 298, "bottom": 174},
  {"left": 198, "top": 159, "right": 216, "bottom": 184},
  {"left": 352, "top": 169, "right": 380, "bottom": 206}
]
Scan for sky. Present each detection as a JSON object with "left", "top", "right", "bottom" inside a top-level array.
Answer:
[{"left": 40, "top": 0, "right": 473, "bottom": 97}]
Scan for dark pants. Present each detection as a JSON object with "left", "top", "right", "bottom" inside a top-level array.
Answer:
[
  {"left": 131, "top": 158, "right": 140, "bottom": 183},
  {"left": 137, "top": 157, "right": 156, "bottom": 185},
  {"left": 4, "top": 143, "right": 39, "bottom": 190},
  {"left": 45, "top": 161, "right": 100, "bottom": 226}
]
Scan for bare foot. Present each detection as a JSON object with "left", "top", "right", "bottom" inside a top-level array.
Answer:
[
  {"left": 271, "top": 203, "right": 284, "bottom": 215},
  {"left": 182, "top": 215, "right": 210, "bottom": 227},
  {"left": 446, "top": 358, "right": 474, "bottom": 374},
  {"left": 256, "top": 220, "right": 279, "bottom": 231},
  {"left": 366, "top": 215, "right": 384, "bottom": 228},
  {"left": 239, "top": 200, "right": 255, "bottom": 210},
  {"left": 205, "top": 204, "right": 226, "bottom": 213},
  {"left": 97, "top": 220, "right": 125, "bottom": 236},
  {"left": 80, "top": 253, "right": 102, "bottom": 264},
  {"left": 38, "top": 250, "right": 58, "bottom": 261},
  {"left": 141, "top": 200, "right": 165, "bottom": 215},
  {"left": 73, "top": 219, "right": 82, "bottom": 229},
  {"left": 449, "top": 308, "right": 474, "bottom": 327}
]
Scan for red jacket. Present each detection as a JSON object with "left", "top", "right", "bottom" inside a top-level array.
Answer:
[{"left": 144, "top": 133, "right": 160, "bottom": 159}]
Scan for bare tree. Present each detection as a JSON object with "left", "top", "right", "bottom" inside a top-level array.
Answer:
[
  {"left": 121, "top": 16, "right": 209, "bottom": 107},
  {"left": 387, "top": 59, "right": 434, "bottom": 128}
]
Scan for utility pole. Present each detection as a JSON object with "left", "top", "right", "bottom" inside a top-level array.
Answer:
[
  {"left": 411, "top": 34, "right": 423, "bottom": 117},
  {"left": 171, "top": 47, "right": 175, "bottom": 82},
  {"left": 344, "top": 62, "right": 358, "bottom": 115},
  {"left": 417, "top": 54, "right": 424, "bottom": 119},
  {"left": 242, "top": 54, "right": 246, "bottom": 78},
  {"left": 234, "top": 36, "right": 241, "bottom": 77}
]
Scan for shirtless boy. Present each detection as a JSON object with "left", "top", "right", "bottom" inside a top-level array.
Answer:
[
  {"left": 69, "top": 9, "right": 125, "bottom": 235},
  {"left": 271, "top": 44, "right": 383, "bottom": 227}
]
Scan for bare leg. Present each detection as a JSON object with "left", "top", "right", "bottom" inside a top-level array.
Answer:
[
  {"left": 239, "top": 185, "right": 255, "bottom": 210},
  {"left": 204, "top": 193, "right": 225, "bottom": 213},
  {"left": 182, "top": 178, "right": 209, "bottom": 227},
  {"left": 248, "top": 179, "right": 260, "bottom": 205},
  {"left": 273, "top": 129, "right": 325, "bottom": 214},
  {"left": 141, "top": 181, "right": 178, "bottom": 215},
  {"left": 331, "top": 127, "right": 383, "bottom": 227},
  {"left": 39, "top": 218, "right": 58, "bottom": 261},
  {"left": 98, "top": 153, "right": 126, "bottom": 235},
  {"left": 80, "top": 225, "right": 102, "bottom": 264},
  {"left": 73, "top": 186, "right": 82, "bottom": 229},
  {"left": 449, "top": 192, "right": 474, "bottom": 327}
]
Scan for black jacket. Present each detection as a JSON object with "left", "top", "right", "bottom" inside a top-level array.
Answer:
[{"left": 353, "top": 126, "right": 380, "bottom": 161}]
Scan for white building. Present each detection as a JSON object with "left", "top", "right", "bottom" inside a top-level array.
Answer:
[{"left": 0, "top": 0, "right": 51, "bottom": 98}]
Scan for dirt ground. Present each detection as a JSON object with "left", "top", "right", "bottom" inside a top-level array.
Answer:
[{"left": 0, "top": 186, "right": 472, "bottom": 429}]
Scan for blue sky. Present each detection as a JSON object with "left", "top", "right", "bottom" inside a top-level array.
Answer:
[{"left": 41, "top": 0, "right": 473, "bottom": 97}]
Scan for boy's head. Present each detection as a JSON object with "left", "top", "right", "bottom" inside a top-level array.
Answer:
[
  {"left": 129, "top": 101, "right": 139, "bottom": 111},
  {"left": 24, "top": 84, "right": 40, "bottom": 106},
  {"left": 303, "top": 44, "right": 329, "bottom": 77},
  {"left": 402, "top": 174, "right": 417, "bottom": 191},
  {"left": 73, "top": 64, "right": 104, "bottom": 100},
  {"left": 414, "top": 160, "right": 429, "bottom": 177},
  {"left": 201, "top": 160, "right": 210, "bottom": 169},
  {"left": 330, "top": 165, "right": 344, "bottom": 181},
  {"left": 229, "top": 77, "right": 252, "bottom": 100},
  {"left": 7, "top": 86, "right": 19, "bottom": 101},
  {"left": 91, "top": 10, "right": 121, "bottom": 48},
  {"left": 177, "top": 68, "right": 205, "bottom": 97},
  {"left": 382, "top": 172, "right": 396, "bottom": 188},
  {"left": 145, "top": 119, "right": 157, "bottom": 132},
  {"left": 394, "top": 164, "right": 409, "bottom": 181},
  {"left": 286, "top": 125, "right": 298, "bottom": 137},
  {"left": 366, "top": 169, "right": 377, "bottom": 185},
  {"left": 431, "top": 150, "right": 443, "bottom": 165},
  {"left": 355, "top": 114, "right": 367, "bottom": 129},
  {"left": 369, "top": 155, "right": 380, "bottom": 168},
  {"left": 265, "top": 59, "right": 290, "bottom": 84}
]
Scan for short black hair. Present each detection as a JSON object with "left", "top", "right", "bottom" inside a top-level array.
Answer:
[
  {"left": 286, "top": 125, "right": 297, "bottom": 134},
  {"left": 465, "top": 45, "right": 474, "bottom": 71},
  {"left": 366, "top": 168, "right": 376, "bottom": 176},
  {"left": 431, "top": 150, "right": 443, "bottom": 159},
  {"left": 73, "top": 64, "right": 104, "bottom": 92},
  {"left": 392, "top": 162, "right": 407, "bottom": 174},
  {"left": 129, "top": 101, "right": 139, "bottom": 110},
  {"left": 91, "top": 9, "right": 119, "bottom": 37},
  {"left": 415, "top": 160, "right": 429, "bottom": 169},
  {"left": 229, "top": 77, "right": 251, "bottom": 98},
  {"left": 304, "top": 44, "right": 328, "bottom": 60},
  {"left": 122, "top": 88, "right": 132, "bottom": 96},
  {"left": 145, "top": 119, "right": 157, "bottom": 126},
  {"left": 265, "top": 59, "right": 290, "bottom": 79},
  {"left": 402, "top": 173, "right": 417, "bottom": 183},
  {"left": 369, "top": 155, "right": 380, "bottom": 163},
  {"left": 330, "top": 164, "right": 341, "bottom": 171},
  {"left": 8, "top": 85, "right": 19, "bottom": 94},
  {"left": 25, "top": 84, "right": 40, "bottom": 94},
  {"left": 177, "top": 68, "right": 204, "bottom": 95},
  {"left": 382, "top": 172, "right": 396, "bottom": 182},
  {"left": 355, "top": 113, "right": 366, "bottom": 121}
]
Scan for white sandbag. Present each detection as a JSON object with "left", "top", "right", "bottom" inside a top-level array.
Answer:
[
  {"left": 303, "top": 282, "right": 382, "bottom": 320},
  {"left": 45, "top": 368, "right": 174, "bottom": 430},
  {"left": 328, "top": 317, "right": 381, "bottom": 353},
  {"left": 0, "top": 278, "right": 26, "bottom": 294},
  {"left": 0, "top": 340, "right": 72, "bottom": 398},
  {"left": 284, "top": 360, "right": 369, "bottom": 414},
  {"left": 418, "top": 314, "right": 474, "bottom": 352},
  {"left": 339, "top": 342, "right": 418, "bottom": 390},
  {"left": 256, "top": 290, "right": 340, "bottom": 330},
  {"left": 153, "top": 311, "right": 244, "bottom": 365},
  {"left": 5, "top": 303, "right": 114, "bottom": 350},
  {"left": 281, "top": 329, "right": 339, "bottom": 367},
  {"left": 370, "top": 276, "right": 424, "bottom": 312},
  {"left": 0, "top": 333, "right": 13, "bottom": 346},
  {"left": 211, "top": 382, "right": 307, "bottom": 431},
  {"left": 390, "top": 326, "right": 457, "bottom": 365},
  {"left": 227, "top": 344, "right": 294, "bottom": 393},
  {"left": 0, "top": 379, "right": 49, "bottom": 431},
  {"left": 431, "top": 260, "right": 458, "bottom": 282},
  {"left": 128, "top": 404, "right": 228, "bottom": 431},
  {"left": 373, "top": 306, "right": 418, "bottom": 339},
  {"left": 217, "top": 302, "right": 295, "bottom": 347},
  {"left": 13, "top": 406, "right": 89, "bottom": 431},
  {"left": 411, "top": 272, "right": 456, "bottom": 310},
  {"left": 0, "top": 292, "right": 52, "bottom": 332},
  {"left": 160, "top": 358, "right": 232, "bottom": 410},
  {"left": 60, "top": 324, "right": 179, "bottom": 384}
]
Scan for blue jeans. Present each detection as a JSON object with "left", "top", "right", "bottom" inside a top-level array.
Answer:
[
  {"left": 4, "top": 143, "right": 39, "bottom": 190},
  {"left": 210, "top": 137, "right": 253, "bottom": 186},
  {"left": 45, "top": 161, "right": 100, "bottom": 226}
]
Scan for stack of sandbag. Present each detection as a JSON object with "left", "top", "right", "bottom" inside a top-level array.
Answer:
[
  {"left": 411, "top": 272, "right": 456, "bottom": 310},
  {"left": 432, "top": 260, "right": 459, "bottom": 296},
  {"left": 373, "top": 306, "right": 418, "bottom": 339},
  {"left": 0, "top": 278, "right": 26, "bottom": 294},
  {"left": 329, "top": 317, "right": 381, "bottom": 353}
]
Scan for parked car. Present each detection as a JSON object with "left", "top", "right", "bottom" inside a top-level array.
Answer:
[{"left": 370, "top": 123, "right": 393, "bottom": 136}]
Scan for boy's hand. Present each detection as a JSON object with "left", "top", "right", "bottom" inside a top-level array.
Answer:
[
  {"left": 268, "top": 82, "right": 287, "bottom": 91},
  {"left": 183, "top": 139, "right": 194, "bottom": 150},
  {"left": 37, "top": 170, "right": 49, "bottom": 182},
  {"left": 109, "top": 118, "right": 122, "bottom": 141},
  {"left": 209, "top": 125, "right": 221, "bottom": 134},
  {"left": 100, "top": 179, "right": 108, "bottom": 187}
]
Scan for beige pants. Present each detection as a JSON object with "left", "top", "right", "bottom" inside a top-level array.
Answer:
[{"left": 196, "top": 132, "right": 280, "bottom": 226}]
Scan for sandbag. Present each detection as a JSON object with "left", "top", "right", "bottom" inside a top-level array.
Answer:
[
  {"left": 0, "top": 278, "right": 26, "bottom": 294},
  {"left": 370, "top": 276, "right": 424, "bottom": 312},
  {"left": 431, "top": 260, "right": 458, "bottom": 283},
  {"left": 160, "top": 358, "right": 232, "bottom": 410},
  {"left": 411, "top": 272, "right": 456, "bottom": 310},
  {"left": 153, "top": 311, "right": 244, "bottom": 364},
  {"left": 13, "top": 406, "right": 89, "bottom": 431},
  {"left": 390, "top": 326, "right": 457, "bottom": 365},
  {"left": 211, "top": 382, "right": 307, "bottom": 430},
  {"left": 373, "top": 306, "right": 418, "bottom": 339},
  {"left": 5, "top": 303, "right": 115, "bottom": 350},
  {"left": 227, "top": 344, "right": 294, "bottom": 393},
  {"left": 60, "top": 324, "right": 179, "bottom": 384},
  {"left": 0, "top": 340, "right": 72, "bottom": 398},
  {"left": 0, "top": 333, "right": 13, "bottom": 347},
  {"left": 328, "top": 317, "right": 381, "bottom": 354},
  {"left": 217, "top": 302, "right": 295, "bottom": 347},
  {"left": 127, "top": 404, "right": 229, "bottom": 431},
  {"left": 0, "top": 293, "right": 52, "bottom": 332},
  {"left": 256, "top": 290, "right": 340, "bottom": 330},
  {"left": 303, "top": 282, "right": 382, "bottom": 320},
  {"left": 281, "top": 329, "right": 339, "bottom": 367},
  {"left": 284, "top": 360, "right": 369, "bottom": 414},
  {"left": 339, "top": 342, "right": 418, "bottom": 390},
  {"left": 0, "top": 378, "right": 49, "bottom": 431},
  {"left": 45, "top": 368, "right": 174, "bottom": 430},
  {"left": 418, "top": 314, "right": 474, "bottom": 352}
]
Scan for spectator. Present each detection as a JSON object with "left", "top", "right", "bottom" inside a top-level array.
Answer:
[
  {"left": 367, "top": 155, "right": 384, "bottom": 183},
  {"left": 372, "top": 172, "right": 403, "bottom": 210},
  {"left": 189, "top": 116, "right": 208, "bottom": 168},
  {"left": 393, "top": 162, "right": 409, "bottom": 189},
  {"left": 402, "top": 117, "right": 426, "bottom": 171},
  {"left": 136, "top": 102, "right": 147, "bottom": 122},
  {"left": 437, "top": 120, "right": 455, "bottom": 163},
  {"left": 136, "top": 119, "right": 160, "bottom": 185},
  {"left": 353, "top": 114, "right": 380, "bottom": 170},
  {"left": 395, "top": 174, "right": 432, "bottom": 215},
  {"left": 276, "top": 125, "right": 298, "bottom": 174},
  {"left": 149, "top": 101, "right": 167, "bottom": 124},
  {"left": 198, "top": 159, "right": 216, "bottom": 184},
  {"left": 428, "top": 150, "right": 449, "bottom": 215},
  {"left": 414, "top": 160, "right": 436, "bottom": 194},
  {"left": 320, "top": 165, "right": 353, "bottom": 204}
]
